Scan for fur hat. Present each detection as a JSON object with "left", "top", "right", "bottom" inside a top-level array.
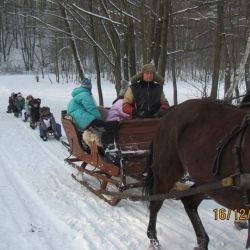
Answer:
[
  {"left": 81, "top": 78, "right": 92, "bottom": 90},
  {"left": 26, "top": 95, "right": 33, "bottom": 100},
  {"left": 119, "top": 79, "right": 129, "bottom": 96},
  {"left": 40, "top": 106, "right": 50, "bottom": 116},
  {"left": 33, "top": 98, "right": 41, "bottom": 106},
  {"left": 130, "top": 72, "right": 164, "bottom": 84},
  {"left": 141, "top": 64, "right": 156, "bottom": 74}
]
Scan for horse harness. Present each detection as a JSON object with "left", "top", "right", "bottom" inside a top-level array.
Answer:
[{"left": 212, "top": 112, "right": 250, "bottom": 207}]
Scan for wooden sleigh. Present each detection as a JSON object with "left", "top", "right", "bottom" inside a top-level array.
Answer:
[{"left": 61, "top": 112, "right": 161, "bottom": 205}]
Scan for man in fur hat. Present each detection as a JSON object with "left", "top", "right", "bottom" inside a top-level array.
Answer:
[{"left": 122, "top": 64, "right": 170, "bottom": 118}]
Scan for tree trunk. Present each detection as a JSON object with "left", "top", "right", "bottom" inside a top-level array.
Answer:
[
  {"left": 100, "top": 0, "right": 122, "bottom": 95},
  {"left": 157, "top": 0, "right": 170, "bottom": 77},
  {"left": 225, "top": 25, "right": 250, "bottom": 100},
  {"left": 122, "top": 0, "right": 136, "bottom": 77},
  {"left": 224, "top": 45, "right": 231, "bottom": 97},
  {"left": 89, "top": 0, "right": 103, "bottom": 106},
  {"left": 246, "top": 58, "right": 250, "bottom": 91},
  {"left": 148, "top": 0, "right": 159, "bottom": 63},
  {"left": 210, "top": 1, "right": 224, "bottom": 99},
  {"left": 58, "top": 3, "right": 84, "bottom": 80},
  {"left": 123, "top": 37, "right": 129, "bottom": 80},
  {"left": 140, "top": 0, "right": 147, "bottom": 64},
  {"left": 127, "top": 21, "right": 136, "bottom": 77},
  {"left": 152, "top": 0, "right": 164, "bottom": 68},
  {"left": 169, "top": 1, "right": 177, "bottom": 105},
  {"left": 54, "top": 37, "right": 59, "bottom": 83},
  {"left": 245, "top": 1, "right": 250, "bottom": 91}
]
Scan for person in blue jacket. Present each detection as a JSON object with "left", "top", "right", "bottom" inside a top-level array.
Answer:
[{"left": 67, "top": 78, "right": 105, "bottom": 130}]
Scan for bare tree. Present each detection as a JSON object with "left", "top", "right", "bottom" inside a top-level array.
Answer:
[
  {"left": 89, "top": 0, "right": 103, "bottom": 105},
  {"left": 210, "top": 0, "right": 224, "bottom": 99},
  {"left": 169, "top": 0, "right": 178, "bottom": 104},
  {"left": 57, "top": 0, "right": 84, "bottom": 80},
  {"left": 225, "top": 23, "right": 250, "bottom": 100},
  {"left": 245, "top": 1, "right": 250, "bottom": 91},
  {"left": 157, "top": 0, "right": 170, "bottom": 77}
]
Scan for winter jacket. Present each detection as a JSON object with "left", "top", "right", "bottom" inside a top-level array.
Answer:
[
  {"left": 8, "top": 96, "right": 16, "bottom": 108},
  {"left": 123, "top": 75, "right": 169, "bottom": 117},
  {"left": 40, "top": 112, "right": 57, "bottom": 132},
  {"left": 67, "top": 86, "right": 101, "bottom": 130},
  {"left": 15, "top": 98, "right": 25, "bottom": 112},
  {"left": 106, "top": 98, "right": 129, "bottom": 121},
  {"left": 24, "top": 100, "right": 30, "bottom": 114},
  {"left": 24, "top": 97, "right": 34, "bottom": 114},
  {"left": 30, "top": 99, "right": 41, "bottom": 123}
]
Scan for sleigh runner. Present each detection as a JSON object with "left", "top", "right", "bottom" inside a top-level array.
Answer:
[{"left": 61, "top": 111, "right": 161, "bottom": 205}]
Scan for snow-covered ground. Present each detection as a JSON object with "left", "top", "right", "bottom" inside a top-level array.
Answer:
[{"left": 0, "top": 74, "right": 247, "bottom": 250}]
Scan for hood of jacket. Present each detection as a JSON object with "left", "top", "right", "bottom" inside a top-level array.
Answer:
[{"left": 71, "top": 86, "right": 90, "bottom": 97}]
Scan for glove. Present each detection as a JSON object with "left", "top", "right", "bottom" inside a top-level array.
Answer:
[
  {"left": 153, "top": 108, "right": 167, "bottom": 118},
  {"left": 133, "top": 110, "right": 145, "bottom": 118}
]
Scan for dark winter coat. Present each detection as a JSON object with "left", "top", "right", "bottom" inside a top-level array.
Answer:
[
  {"left": 130, "top": 81, "right": 163, "bottom": 116},
  {"left": 30, "top": 98, "right": 41, "bottom": 123},
  {"left": 8, "top": 96, "right": 16, "bottom": 108},
  {"left": 7, "top": 94, "right": 17, "bottom": 112}
]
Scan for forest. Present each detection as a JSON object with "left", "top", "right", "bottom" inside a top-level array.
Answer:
[{"left": 0, "top": 0, "right": 249, "bottom": 104}]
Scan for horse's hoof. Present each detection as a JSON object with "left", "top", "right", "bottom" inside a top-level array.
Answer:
[
  {"left": 234, "top": 220, "right": 248, "bottom": 230},
  {"left": 193, "top": 246, "right": 208, "bottom": 250},
  {"left": 150, "top": 239, "right": 160, "bottom": 249}
]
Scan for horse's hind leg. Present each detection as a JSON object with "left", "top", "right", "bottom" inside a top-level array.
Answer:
[
  {"left": 147, "top": 199, "right": 164, "bottom": 248},
  {"left": 181, "top": 194, "right": 209, "bottom": 250}
]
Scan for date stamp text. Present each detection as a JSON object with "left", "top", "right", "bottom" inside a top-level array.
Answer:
[{"left": 213, "top": 208, "right": 250, "bottom": 221}]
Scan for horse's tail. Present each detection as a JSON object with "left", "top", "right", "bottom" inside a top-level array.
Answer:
[{"left": 143, "top": 142, "right": 154, "bottom": 200}]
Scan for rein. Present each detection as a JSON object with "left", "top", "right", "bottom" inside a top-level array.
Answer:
[
  {"left": 212, "top": 113, "right": 250, "bottom": 176},
  {"left": 101, "top": 176, "right": 238, "bottom": 201},
  {"left": 212, "top": 112, "right": 250, "bottom": 206}
]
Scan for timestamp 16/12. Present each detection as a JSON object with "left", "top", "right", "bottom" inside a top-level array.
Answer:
[{"left": 213, "top": 208, "right": 250, "bottom": 221}]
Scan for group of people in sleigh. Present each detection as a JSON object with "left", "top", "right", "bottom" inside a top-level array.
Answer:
[
  {"left": 6, "top": 92, "right": 61, "bottom": 141},
  {"left": 66, "top": 63, "right": 170, "bottom": 163}
]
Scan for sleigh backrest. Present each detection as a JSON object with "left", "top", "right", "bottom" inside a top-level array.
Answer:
[
  {"left": 61, "top": 114, "right": 87, "bottom": 160},
  {"left": 117, "top": 118, "right": 161, "bottom": 152},
  {"left": 116, "top": 118, "right": 161, "bottom": 174}
]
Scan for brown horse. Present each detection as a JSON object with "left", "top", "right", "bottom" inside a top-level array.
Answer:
[{"left": 144, "top": 98, "right": 250, "bottom": 249}]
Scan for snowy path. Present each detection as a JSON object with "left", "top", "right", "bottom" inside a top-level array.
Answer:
[{"left": 0, "top": 75, "right": 248, "bottom": 249}]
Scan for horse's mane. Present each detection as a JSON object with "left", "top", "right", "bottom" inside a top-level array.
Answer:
[
  {"left": 200, "top": 96, "right": 249, "bottom": 109},
  {"left": 239, "top": 90, "right": 250, "bottom": 107},
  {"left": 169, "top": 93, "right": 250, "bottom": 110}
]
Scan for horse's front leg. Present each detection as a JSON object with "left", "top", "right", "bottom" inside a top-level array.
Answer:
[
  {"left": 147, "top": 200, "right": 164, "bottom": 248},
  {"left": 181, "top": 194, "right": 209, "bottom": 250}
]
